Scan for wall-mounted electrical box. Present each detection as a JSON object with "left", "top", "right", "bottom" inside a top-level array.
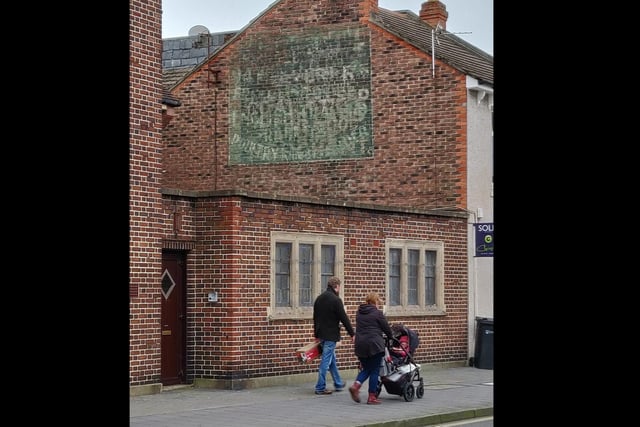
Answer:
[{"left": 208, "top": 292, "right": 218, "bottom": 302}]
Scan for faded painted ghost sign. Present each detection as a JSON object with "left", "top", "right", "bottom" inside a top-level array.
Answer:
[{"left": 229, "top": 26, "right": 373, "bottom": 164}]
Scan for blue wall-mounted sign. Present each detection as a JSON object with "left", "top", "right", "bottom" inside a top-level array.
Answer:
[{"left": 474, "top": 223, "right": 494, "bottom": 257}]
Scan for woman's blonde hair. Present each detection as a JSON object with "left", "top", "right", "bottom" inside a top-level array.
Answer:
[{"left": 365, "top": 292, "right": 382, "bottom": 305}]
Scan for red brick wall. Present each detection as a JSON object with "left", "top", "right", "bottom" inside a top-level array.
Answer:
[
  {"left": 164, "top": 195, "right": 467, "bottom": 382},
  {"left": 162, "top": 0, "right": 467, "bottom": 211},
  {"left": 129, "top": 0, "right": 163, "bottom": 386}
]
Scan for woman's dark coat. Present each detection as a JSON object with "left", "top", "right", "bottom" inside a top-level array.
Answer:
[{"left": 354, "top": 304, "right": 394, "bottom": 358}]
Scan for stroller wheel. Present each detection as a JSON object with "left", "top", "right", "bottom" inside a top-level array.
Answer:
[
  {"left": 416, "top": 376, "right": 424, "bottom": 399},
  {"left": 402, "top": 383, "right": 415, "bottom": 402},
  {"left": 416, "top": 384, "right": 424, "bottom": 399}
]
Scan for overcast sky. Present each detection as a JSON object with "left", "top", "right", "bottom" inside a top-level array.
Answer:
[{"left": 162, "top": 0, "right": 493, "bottom": 55}]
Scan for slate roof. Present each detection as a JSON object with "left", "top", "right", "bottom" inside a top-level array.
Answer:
[
  {"left": 161, "top": 31, "right": 236, "bottom": 105},
  {"left": 162, "top": 31, "right": 236, "bottom": 70},
  {"left": 371, "top": 8, "right": 493, "bottom": 84},
  {"left": 162, "top": 3, "right": 493, "bottom": 97}
]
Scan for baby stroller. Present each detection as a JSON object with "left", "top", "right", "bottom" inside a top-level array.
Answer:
[{"left": 376, "top": 324, "right": 424, "bottom": 402}]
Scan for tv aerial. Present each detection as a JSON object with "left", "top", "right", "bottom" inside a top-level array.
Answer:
[{"left": 431, "top": 22, "right": 471, "bottom": 77}]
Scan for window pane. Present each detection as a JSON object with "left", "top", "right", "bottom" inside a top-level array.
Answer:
[
  {"left": 320, "top": 245, "right": 335, "bottom": 289},
  {"left": 389, "top": 248, "right": 401, "bottom": 305},
  {"left": 276, "top": 243, "right": 291, "bottom": 307},
  {"left": 408, "top": 249, "right": 419, "bottom": 305},
  {"left": 299, "top": 244, "right": 313, "bottom": 306},
  {"left": 425, "top": 250, "right": 436, "bottom": 305}
]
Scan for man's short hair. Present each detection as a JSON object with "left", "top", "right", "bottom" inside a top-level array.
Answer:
[{"left": 328, "top": 276, "right": 341, "bottom": 289}]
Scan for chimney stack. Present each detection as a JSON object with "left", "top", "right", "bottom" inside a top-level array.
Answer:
[{"left": 419, "top": 0, "right": 448, "bottom": 30}]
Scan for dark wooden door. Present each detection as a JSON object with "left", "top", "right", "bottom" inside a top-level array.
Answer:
[{"left": 160, "top": 251, "right": 187, "bottom": 385}]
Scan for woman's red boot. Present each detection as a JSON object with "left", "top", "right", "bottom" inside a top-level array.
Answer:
[
  {"left": 348, "top": 382, "right": 361, "bottom": 403},
  {"left": 367, "top": 392, "right": 382, "bottom": 404}
]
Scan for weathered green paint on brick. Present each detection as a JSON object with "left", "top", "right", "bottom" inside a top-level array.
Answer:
[{"left": 229, "top": 25, "right": 373, "bottom": 164}]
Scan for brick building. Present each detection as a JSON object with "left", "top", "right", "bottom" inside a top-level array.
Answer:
[
  {"left": 130, "top": 0, "right": 493, "bottom": 394},
  {"left": 129, "top": 0, "right": 164, "bottom": 390}
]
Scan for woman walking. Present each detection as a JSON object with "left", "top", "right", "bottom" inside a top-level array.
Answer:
[{"left": 348, "top": 292, "right": 394, "bottom": 404}]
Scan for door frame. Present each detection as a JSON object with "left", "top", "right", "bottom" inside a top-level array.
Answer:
[{"left": 160, "top": 250, "right": 187, "bottom": 385}]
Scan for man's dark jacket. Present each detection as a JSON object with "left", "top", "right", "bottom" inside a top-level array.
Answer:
[
  {"left": 354, "top": 303, "right": 394, "bottom": 358},
  {"left": 313, "top": 286, "right": 355, "bottom": 342}
]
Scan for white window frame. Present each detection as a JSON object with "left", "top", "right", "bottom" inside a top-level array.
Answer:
[
  {"left": 385, "top": 239, "right": 446, "bottom": 317},
  {"left": 267, "top": 231, "right": 344, "bottom": 320}
]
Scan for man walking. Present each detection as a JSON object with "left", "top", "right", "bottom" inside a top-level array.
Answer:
[{"left": 313, "top": 276, "right": 355, "bottom": 395}]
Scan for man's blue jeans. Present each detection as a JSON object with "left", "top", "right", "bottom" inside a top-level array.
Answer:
[{"left": 315, "top": 340, "right": 345, "bottom": 392}]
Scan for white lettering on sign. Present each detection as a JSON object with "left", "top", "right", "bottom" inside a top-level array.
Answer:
[{"left": 477, "top": 224, "right": 493, "bottom": 232}]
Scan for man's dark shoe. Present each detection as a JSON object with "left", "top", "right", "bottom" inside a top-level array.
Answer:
[
  {"left": 334, "top": 387, "right": 344, "bottom": 392},
  {"left": 315, "top": 389, "right": 333, "bottom": 395}
]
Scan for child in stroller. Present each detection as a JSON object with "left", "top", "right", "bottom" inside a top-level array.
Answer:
[{"left": 376, "top": 324, "right": 424, "bottom": 402}]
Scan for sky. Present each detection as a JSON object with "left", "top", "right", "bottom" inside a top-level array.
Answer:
[{"left": 162, "top": 0, "right": 493, "bottom": 55}]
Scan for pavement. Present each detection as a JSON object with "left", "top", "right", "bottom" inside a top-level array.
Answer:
[{"left": 130, "top": 364, "right": 493, "bottom": 427}]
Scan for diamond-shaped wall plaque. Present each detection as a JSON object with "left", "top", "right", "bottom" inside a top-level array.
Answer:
[{"left": 161, "top": 269, "right": 176, "bottom": 300}]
